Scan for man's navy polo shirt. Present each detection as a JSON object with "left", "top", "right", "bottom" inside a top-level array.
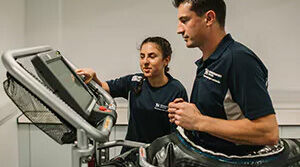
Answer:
[{"left": 186, "top": 34, "right": 275, "bottom": 155}]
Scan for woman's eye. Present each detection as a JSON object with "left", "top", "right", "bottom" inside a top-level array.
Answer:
[{"left": 149, "top": 54, "right": 157, "bottom": 59}]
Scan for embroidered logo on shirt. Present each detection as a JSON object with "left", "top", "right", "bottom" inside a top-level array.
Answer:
[
  {"left": 154, "top": 103, "right": 168, "bottom": 112},
  {"left": 203, "top": 68, "right": 222, "bottom": 84},
  {"left": 131, "top": 75, "right": 143, "bottom": 82}
]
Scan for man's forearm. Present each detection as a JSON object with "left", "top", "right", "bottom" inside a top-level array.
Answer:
[{"left": 198, "top": 114, "right": 279, "bottom": 145}]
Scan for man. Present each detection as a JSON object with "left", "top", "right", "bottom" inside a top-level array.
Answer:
[
  {"left": 168, "top": 0, "right": 279, "bottom": 156},
  {"left": 102, "top": 1, "right": 300, "bottom": 166}
]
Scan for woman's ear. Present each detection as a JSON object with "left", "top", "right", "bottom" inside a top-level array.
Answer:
[{"left": 164, "top": 56, "right": 171, "bottom": 66}]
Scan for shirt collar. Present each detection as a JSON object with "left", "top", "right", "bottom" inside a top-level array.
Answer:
[
  {"left": 145, "top": 72, "right": 173, "bottom": 89},
  {"left": 195, "top": 33, "right": 234, "bottom": 67},
  {"left": 195, "top": 58, "right": 203, "bottom": 67}
]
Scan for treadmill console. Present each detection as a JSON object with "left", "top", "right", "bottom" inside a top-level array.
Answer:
[{"left": 31, "top": 50, "right": 116, "bottom": 126}]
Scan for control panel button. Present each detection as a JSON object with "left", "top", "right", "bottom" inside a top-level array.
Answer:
[{"left": 99, "top": 106, "right": 107, "bottom": 111}]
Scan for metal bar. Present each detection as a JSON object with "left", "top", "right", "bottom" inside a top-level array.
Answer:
[{"left": 1, "top": 46, "right": 113, "bottom": 142}]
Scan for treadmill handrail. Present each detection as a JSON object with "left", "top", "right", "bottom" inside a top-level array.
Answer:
[{"left": 1, "top": 46, "right": 114, "bottom": 142}]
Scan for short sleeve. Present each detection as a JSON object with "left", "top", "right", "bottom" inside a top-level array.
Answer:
[
  {"left": 106, "top": 75, "right": 133, "bottom": 99},
  {"left": 229, "top": 51, "right": 275, "bottom": 120},
  {"left": 178, "top": 86, "right": 188, "bottom": 102},
  {"left": 166, "top": 79, "right": 188, "bottom": 131}
]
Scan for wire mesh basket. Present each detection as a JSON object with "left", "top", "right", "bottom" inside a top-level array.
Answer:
[{"left": 3, "top": 58, "right": 76, "bottom": 144}]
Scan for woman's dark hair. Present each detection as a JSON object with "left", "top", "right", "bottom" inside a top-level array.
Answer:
[
  {"left": 134, "top": 36, "right": 172, "bottom": 94},
  {"left": 139, "top": 36, "right": 172, "bottom": 73},
  {"left": 133, "top": 77, "right": 145, "bottom": 95},
  {"left": 172, "top": 0, "right": 226, "bottom": 27}
]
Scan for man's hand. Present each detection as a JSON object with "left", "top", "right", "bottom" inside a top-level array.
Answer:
[
  {"left": 168, "top": 98, "right": 279, "bottom": 145},
  {"left": 168, "top": 98, "right": 203, "bottom": 131}
]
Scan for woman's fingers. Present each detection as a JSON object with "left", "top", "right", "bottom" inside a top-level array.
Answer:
[
  {"left": 75, "top": 68, "right": 96, "bottom": 84},
  {"left": 84, "top": 77, "right": 93, "bottom": 84}
]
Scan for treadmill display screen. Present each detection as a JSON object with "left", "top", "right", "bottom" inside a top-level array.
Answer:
[
  {"left": 32, "top": 51, "right": 94, "bottom": 118},
  {"left": 48, "top": 59, "right": 92, "bottom": 111}
]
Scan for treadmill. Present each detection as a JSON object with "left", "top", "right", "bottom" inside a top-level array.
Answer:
[
  {"left": 2, "top": 46, "right": 300, "bottom": 167},
  {"left": 1, "top": 46, "right": 147, "bottom": 167}
]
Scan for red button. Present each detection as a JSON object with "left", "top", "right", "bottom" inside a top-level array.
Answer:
[{"left": 99, "top": 106, "right": 107, "bottom": 111}]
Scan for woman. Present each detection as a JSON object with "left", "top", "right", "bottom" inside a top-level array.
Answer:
[{"left": 76, "top": 36, "right": 188, "bottom": 153}]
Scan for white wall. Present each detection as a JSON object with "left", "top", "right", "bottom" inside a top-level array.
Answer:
[
  {"left": 0, "top": 0, "right": 25, "bottom": 166},
  {"left": 24, "top": 0, "right": 300, "bottom": 97},
  {"left": 0, "top": 0, "right": 25, "bottom": 120},
  {"left": 24, "top": 0, "right": 62, "bottom": 48},
  {"left": 225, "top": 0, "right": 300, "bottom": 91},
  {"left": 0, "top": 1, "right": 300, "bottom": 166},
  {"left": 24, "top": 0, "right": 200, "bottom": 95}
]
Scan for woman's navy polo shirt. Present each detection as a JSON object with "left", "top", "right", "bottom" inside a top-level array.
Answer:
[
  {"left": 107, "top": 73, "right": 188, "bottom": 143},
  {"left": 186, "top": 34, "right": 275, "bottom": 155}
]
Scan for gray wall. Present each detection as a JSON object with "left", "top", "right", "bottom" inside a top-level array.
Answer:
[
  {"left": 226, "top": 0, "right": 300, "bottom": 91},
  {"left": 0, "top": 0, "right": 25, "bottom": 121},
  {"left": 24, "top": 0, "right": 300, "bottom": 96},
  {"left": 0, "top": 0, "right": 25, "bottom": 166},
  {"left": 1, "top": 1, "right": 300, "bottom": 167}
]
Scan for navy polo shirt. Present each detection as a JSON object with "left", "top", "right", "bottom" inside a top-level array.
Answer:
[
  {"left": 107, "top": 73, "right": 188, "bottom": 143},
  {"left": 186, "top": 34, "right": 275, "bottom": 155}
]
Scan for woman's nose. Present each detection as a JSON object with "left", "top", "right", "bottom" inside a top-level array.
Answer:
[
  {"left": 140, "top": 57, "right": 149, "bottom": 66},
  {"left": 143, "top": 57, "right": 150, "bottom": 64}
]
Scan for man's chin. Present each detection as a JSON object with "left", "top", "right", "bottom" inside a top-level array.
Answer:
[
  {"left": 186, "top": 43, "right": 194, "bottom": 48},
  {"left": 185, "top": 41, "right": 191, "bottom": 47},
  {"left": 186, "top": 42, "right": 197, "bottom": 48}
]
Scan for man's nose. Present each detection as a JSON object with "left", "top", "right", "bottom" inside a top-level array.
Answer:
[{"left": 177, "top": 22, "right": 184, "bottom": 34}]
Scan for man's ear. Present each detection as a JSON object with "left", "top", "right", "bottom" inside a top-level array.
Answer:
[{"left": 205, "top": 10, "right": 216, "bottom": 26}]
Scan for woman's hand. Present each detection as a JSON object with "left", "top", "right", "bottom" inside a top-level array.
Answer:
[{"left": 75, "top": 68, "right": 96, "bottom": 84}]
